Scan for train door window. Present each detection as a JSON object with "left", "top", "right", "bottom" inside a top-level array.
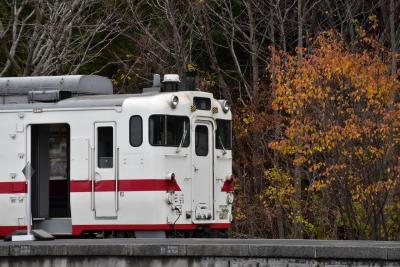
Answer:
[
  {"left": 98, "top": 127, "right": 113, "bottom": 168},
  {"left": 130, "top": 116, "right": 142, "bottom": 147},
  {"left": 216, "top": 119, "right": 232, "bottom": 150},
  {"left": 195, "top": 125, "right": 209, "bottom": 156},
  {"left": 149, "top": 115, "right": 190, "bottom": 147}
]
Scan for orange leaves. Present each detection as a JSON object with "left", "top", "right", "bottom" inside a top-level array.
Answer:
[
  {"left": 271, "top": 30, "right": 399, "bottom": 121},
  {"left": 268, "top": 30, "right": 400, "bottom": 239},
  {"left": 352, "top": 179, "right": 398, "bottom": 202}
]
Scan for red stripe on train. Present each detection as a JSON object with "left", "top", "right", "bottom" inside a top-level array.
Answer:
[
  {"left": 0, "top": 182, "right": 27, "bottom": 194},
  {"left": 0, "top": 226, "right": 26, "bottom": 237},
  {"left": 0, "top": 178, "right": 232, "bottom": 194},
  {"left": 70, "top": 179, "right": 181, "bottom": 192},
  {"left": 72, "top": 223, "right": 231, "bottom": 235},
  {"left": 0, "top": 224, "right": 230, "bottom": 237}
]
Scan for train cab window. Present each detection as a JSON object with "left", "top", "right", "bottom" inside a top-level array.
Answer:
[
  {"left": 149, "top": 115, "right": 190, "bottom": 147},
  {"left": 195, "top": 125, "right": 209, "bottom": 156},
  {"left": 193, "top": 97, "right": 211, "bottom": 110},
  {"left": 98, "top": 127, "right": 113, "bottom": 168},
  {"left": 216, "top": 119, "right": 232, "bottom": 150},
  {"left": 130, "top": 116, "right": 142, "bottom": 147}
]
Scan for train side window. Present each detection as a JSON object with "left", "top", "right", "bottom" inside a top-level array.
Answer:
[
  {"left": 149, "top": 115, "right": 190, "bottom": 147},
  {"left": 98, "top": 127, "right": 113, "bottom": 168},
  {"left": 130, "top": 116, "right": 142, "bottom": 147},
  {"left": 195, "top": 125, "right": 208, "bottom": 156},
  {"left": 216, "top": 119, "right": 232, "bottom": 150}
]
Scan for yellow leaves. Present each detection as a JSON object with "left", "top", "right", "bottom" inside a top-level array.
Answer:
[
  {"left": 293, "top": 215, "right": 317, "bottom": 236},
  {"left": 267, "top": 30, "right": 400, "bottom": 240},
  {"left": 308, "top": 162, "right": 324, "bottom": 172},
  {"left": 293, "top": 155, "right": 307, "bottom": 166},
  {"left": 187, "top": 63, "right": 198, "bottom": 72},
  {"left": 242, "top": 114, "right": 255, "bottom": 125},
  {"left": 368, "top": 15, "right": 378, "bottom": 30},
  {"left": 264, "top": 168, "right": 295, "bottom": 204},
  {"left": 367, "top": 146, "right": 384, "bottom": 158},
  {"left": 308, "top": 180, "right": 327, "bottom": 193},
  {"left": 233, "top": 206, "right": 247, "bottom": 222}
]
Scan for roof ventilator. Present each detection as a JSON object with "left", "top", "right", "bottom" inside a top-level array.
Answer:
[{"left": 0, "top": 75, "right": 113, "bottom": 104}]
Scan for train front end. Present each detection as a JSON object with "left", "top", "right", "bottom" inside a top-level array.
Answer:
[{"left": 123, "top": 75, "right": 233, "bottom": 237}]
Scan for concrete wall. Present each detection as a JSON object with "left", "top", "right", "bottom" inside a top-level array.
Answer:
[
  {"left": 2, "top": 257, "right": 400, "bottom": 267},
  {"left": 1, "top": 239, "right": 400, "bottom": 267}
]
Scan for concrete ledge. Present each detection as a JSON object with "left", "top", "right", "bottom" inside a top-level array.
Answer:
[
  {"left": 315, "top": 246, "right": 387, "bottom": 260},
  {"left": 186, "top": 244, "right": 249, "bottom": 257},
  {"left": 387, "top": 247, "right": 400, "bottom": 260},
  {"left": 0, "top": 245, "right": 8, "bottom": 257},
  {"left": 1, "top": 239, "right": 400, "bottom": 261},
  {"left": 249, "top": 244, "right": 316, "bottom": 258}
]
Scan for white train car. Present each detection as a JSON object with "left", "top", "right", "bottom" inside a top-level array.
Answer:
[{"left": 0, "top": 75, "right": 233, "bottom": 238}]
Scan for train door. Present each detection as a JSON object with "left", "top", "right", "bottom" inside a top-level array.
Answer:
[
  {"left": 192, "top": 120, "right": 214, "bottom": 222},
  {"left": 94, "top": 122, "right": 118, "bottom": 218},
  {"left": 30, "top": 124, "right": 72, "bottom": 234}
]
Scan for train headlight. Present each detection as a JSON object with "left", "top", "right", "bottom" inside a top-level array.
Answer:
[
  {"left": 221, "top": 100, "right": 230, "bottom": 113},
  {"left": 170, "top": 95, "right": 179, "bottom": 109},
  {"left": 227, "top": 192, "right": 234, "bottom": 204}
]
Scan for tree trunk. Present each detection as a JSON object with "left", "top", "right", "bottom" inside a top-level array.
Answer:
[
  {"left": 293, "top": 0, "right": 303, "bottom": 239},
  {"left": 199, "top": 8, "right": 230, "bottom": 100},
  {"left": 245, "top": 1, "right": 259, "bottom": 98},
  {"left": 297, "top": 0, "right": 303, "bottom": 63},
  {"left": 390, "top": 0, "right": 397, "bottom": 75}
]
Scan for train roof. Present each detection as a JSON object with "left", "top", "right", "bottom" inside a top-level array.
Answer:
[
  {"left": 0, "top": 93, "right": 137, "bottom": 111},
  {"left": 0, "top": 75, "right": 113, "bottom": 95},
  {"left": 0, "top": 90, "right": 214, "bottom": 111},
  {"left": 0, "top": 75, "right": 217, "bottom": 112}
]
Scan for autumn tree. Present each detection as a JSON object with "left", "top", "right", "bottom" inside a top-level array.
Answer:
[
  {"left": 1, "top": 0, "right": 400, "bottom": 239},
  {"left": 267, "top": 31, "right": 400, "bottom": 240}
]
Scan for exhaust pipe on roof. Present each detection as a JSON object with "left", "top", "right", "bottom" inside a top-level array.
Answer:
[
  {"left": 161, "top": 74, "right": 180, "bottom": 92},
  {"left": 146, "top": 73, "right": 199, "bottom": 93},
  {"left": 153, "top": 74, "right": 161, "bottom": 87}
]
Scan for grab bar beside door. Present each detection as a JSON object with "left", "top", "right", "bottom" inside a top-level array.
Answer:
[
  {"left": 115, "top": 147, "right": 120, "bottom": 212},
  {"left": 91, "top": 146, "right": 95, "bottom": 211}
]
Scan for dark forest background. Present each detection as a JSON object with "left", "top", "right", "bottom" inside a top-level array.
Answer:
[{"left": 1, "top": 0, "right": 400, "bottom": 240}]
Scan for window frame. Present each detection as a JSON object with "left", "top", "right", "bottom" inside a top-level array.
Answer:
[
  {"left": 193, "top": 97, "right": 211, "bottom": 110},
  {"left": 97, "top": 126, "right": 114, "bottom": 169},
  {"left": 129, "top": 115, "right": 143, "bottom": 147},
  {"left": 195, "top": 125, "right": 209, "bottom": 156},
  {"left": 215, "top": 119, "right": 232, "bottom": 150},
  {"left": 148, "top": 114, "right": 190, "bottom": 147}
]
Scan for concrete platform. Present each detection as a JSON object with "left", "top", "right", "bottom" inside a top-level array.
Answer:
[{"left": 1, "top": 239, "right": 400, "bottom": 266}]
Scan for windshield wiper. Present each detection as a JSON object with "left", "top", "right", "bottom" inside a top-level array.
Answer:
[
  {"left": 176, "top": 121, "right": 187, "bottom": 153},
  {"left": 219, "top": 135, "right": 227, "bottom": 155}
]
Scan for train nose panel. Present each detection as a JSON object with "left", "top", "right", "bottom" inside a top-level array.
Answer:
[
  {"left": 195, "top": 204, "right": 212, "bottom": 220},
  {"left": 192, "top": 120, "right": 214, "bottom": 223}
]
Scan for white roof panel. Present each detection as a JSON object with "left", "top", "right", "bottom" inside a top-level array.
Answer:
[{"left": 0, "top": 75, "right": 113, "bottom": 96}]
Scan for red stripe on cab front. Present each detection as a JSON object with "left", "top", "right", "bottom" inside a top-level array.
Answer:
[{"left": 221, "top": 179, "right": 234, "bottom": 192}]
